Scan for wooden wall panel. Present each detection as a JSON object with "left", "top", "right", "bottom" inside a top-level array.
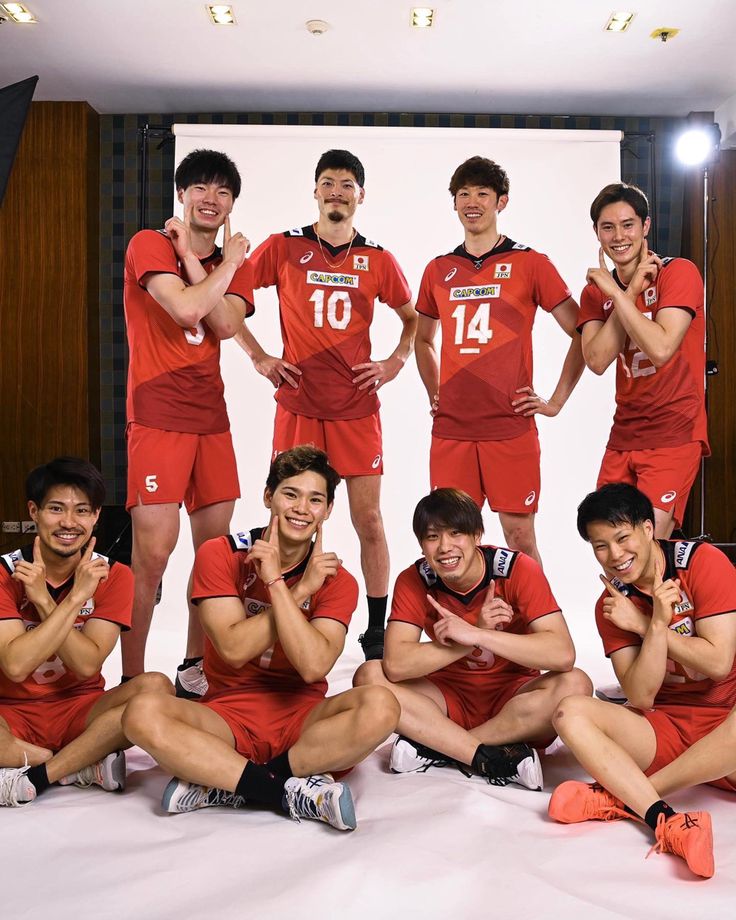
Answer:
[
  {"left": 682, "top": 149, "right": 736, "bottom": 542},
  {"left": 0, "top": 102, "right": 99, "bottom": 552}
]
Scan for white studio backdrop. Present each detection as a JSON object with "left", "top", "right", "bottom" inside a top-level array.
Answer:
[{"left": 128, "top": 124, "right": 622, "bottom": 689}]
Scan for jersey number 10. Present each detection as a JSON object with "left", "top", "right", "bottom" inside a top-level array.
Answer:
[{"left": 310, "top": 290, "right": 352, "bottom": 330}]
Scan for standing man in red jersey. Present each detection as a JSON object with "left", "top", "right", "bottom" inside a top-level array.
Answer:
[
  {"left": 578, "top": 183, "right": 707, "bottom": 538},
  {"left": 415, "top": 156, "right": 584, "bottom": 567},
  {"left": 236, "top": 149, "right": 417, "bottom": 660},
  {"left": 549, "top": 483, "right": 736, "bottom": 879},
  {"left": 123, "top": 149, "right": 253, "bottom": 696},
  {"left": 0, "top": 457, "right": 172, "bottom": 806}
]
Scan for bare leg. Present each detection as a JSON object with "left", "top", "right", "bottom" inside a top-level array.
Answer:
[
  {"left": 186, "top": 500, "right": 235, "bottom": 659},
  {"left": 498, "top": 511, "right": 543, "bottom": 567},
  {"left": 44, "top": 672, "right": 174, "bottom": 782},
  {"left": 122, "top": 691, "right": 245, "bottom": 790},
  {"left": 653, "top": 506, "right": 676, "bottom": 539},
  {"left": 553, "top": 694, "right": 661, "bottom": 817},
  {"left": 471, "top": 669, "right": 592, "bottom": 747},
  {"left": 0, "top": 716, "right": 52, "bottom": 767},
  {"left": 122, "top": 503, "right": 180, "bottom": 675},
  {"left": 346, "top": 476, "right": 389, "bottom": 597},
  {"left": 354, "top": 660, "right": 478, "bottom": 764},
  {"left": 288, "top": 686, "right": 399, "bottom": 775}
]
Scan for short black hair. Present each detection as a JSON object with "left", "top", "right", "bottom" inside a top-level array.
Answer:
[
  {"left": 590, "top": 182, "right": 649, "bottom": 226},
  {"left": 26, "top": 457, "right": 106, "bottom": 510},
  {"left": 449, "top": 156, "right": 510, "bottom": 199},
  {"left": 174, "top": 148, "right": 242, "bottom": 199},
  {"left": 266, "top": 446, "right": 341, "bottom": 505},
  {"left": 412, "top": 489, "right": 483, "bottom": 543},
  {"left": 576, "top": 483, "right": 655, "bottom": 541},
  {"left": 314, "top": 149, "right": 365, "bottom": 188}
]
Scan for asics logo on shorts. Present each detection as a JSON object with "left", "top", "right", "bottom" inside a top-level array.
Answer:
[
  {"left": 372, "top": 454, "right": 382, "bottom": 469},
  {"left": 444, "top": 267, "right": 458, "bottom": 282},
  {"left": 660, "top": 490, "right": 677, "bottom": 503},
  {"left": 300, "top": 251, "right": 314, "bottom": 264},
  {"left": 524, "top": 491, "right": 536, "bottom": 506}
]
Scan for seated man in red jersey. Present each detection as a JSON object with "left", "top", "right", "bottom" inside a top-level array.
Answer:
[
  {"left": 235, "top": 149, "right": 417, "bottom": 661},
  {"left": 549, "top": 484, "right": 736, "bottom": 880},
  {"left": 0, "top": 457, "right": 172, "bottom": 807},
  {"left": 122, "top": 148, "right": 253, "bottom": 698},
  {"left": 415, "top": 156, "right": 584, "bottom": 568},
  {"left": 122, "top": 446, "right": 399, "bottom": 830},
  {"left": 355, "top": 488, "right": 591, "bottom": 790},
  {"left": 579, "top": 183, "right": 707, "bottom": 539}
]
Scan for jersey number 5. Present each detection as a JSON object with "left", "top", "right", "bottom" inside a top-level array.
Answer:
[
  {"left": 310, "top": 290, "right": 352, "bottom": 330},
  {"left": 451, "top": 303, "right": 493, "bottom": 353}
]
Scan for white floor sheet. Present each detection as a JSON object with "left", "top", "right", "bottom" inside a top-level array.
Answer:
[{"left": 3, "top": 619, "right": 735, "bottom": 919}]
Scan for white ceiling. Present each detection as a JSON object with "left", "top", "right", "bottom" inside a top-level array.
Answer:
[{"left": 1, "top": 0, "right": 735, "bottom": 117}]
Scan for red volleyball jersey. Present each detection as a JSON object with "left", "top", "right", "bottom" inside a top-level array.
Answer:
[
  {"left": 596, "top": 540, "right": 736, "bottom": 709},
  {"left": 578, "top": 257, "right": 707, "bottom": 453},
  {"left": 191, "top": 530, "right": 358, "bottom": 700},
  {"left": 0, "top": 546, "right": 133, "bottom": 702},
  {"left": 124, "top": 229, "right": 254, "bottom": 434},
  {"left": 416, "top": 239, "right": 572, "bottom": 441},
  {"left": 389, "top": 546, "right": 560, "bottom": 692},
  {"left": 250, "top": 226, "right": 412, "bottom": 420}
]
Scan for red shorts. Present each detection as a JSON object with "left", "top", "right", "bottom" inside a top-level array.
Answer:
[
  {"left": 273, "top": 405, "right": 383, "bottom": 477},
  {"left": 640, "top": 703, "right": 736, "bottom": 792},
  {"left": 126, "top": 422, "right": 240, "bottom": 514},
  {"left": 426, "top": 670, "right": 537, "bottom": 732},
  {"left": 597, "top": 442, "right": 701, "bottom": 526},
  {"left": 430, "top": 429, "right": 541, "bottom": 513},
  {"left": 0, "top": 690, "right": 102, "bottom": 751},
  {"left": 202, "top": 688, "right": 321, "bottom": 763}
]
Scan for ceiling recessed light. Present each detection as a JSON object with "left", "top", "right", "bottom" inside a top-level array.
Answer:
[
  {"left": 650, "top": 27, "right": 680, "bottom": 42},
  {"left": 411, "top": 7, "right": 435, "bottom": 28},
  {"left": 604, "top": 11, "right": 635, "bottom": 33},
  {"left": 206, "top": 4, "right": 236, "bottom": 25},
  {"left": 1, "top": 3, "right": 38, "bottom": 23}
]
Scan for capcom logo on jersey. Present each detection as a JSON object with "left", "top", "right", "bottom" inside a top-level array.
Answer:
[
  {"left": 307, "top": 271, "right": 359, "bottom": 288},
  {"left": 449, "top": 284, "right": 501, "bottom": 301}
]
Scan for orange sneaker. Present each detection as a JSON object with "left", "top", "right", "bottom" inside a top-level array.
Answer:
[
  {"left": 549, "top": 781, "right": 642, "bottom": 824},
  {"left": 647, "top": 811, "right": 714, "bottom": 879}
]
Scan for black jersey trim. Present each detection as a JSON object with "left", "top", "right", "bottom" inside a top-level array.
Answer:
[
  {"left": 226, "top": 526, "right": 314, "bottom": 579},
  {"left": 287, "top": 225, "right": 378, "bottom": 254},
  {"left": 450, "top": 236, "right": 520, "bottom": 267},
  {"left": 310, "top": 615, "right": 348, "bottom": 631},
  {"left": 414, "top": 546, "right": 516, "bottom": 606}
]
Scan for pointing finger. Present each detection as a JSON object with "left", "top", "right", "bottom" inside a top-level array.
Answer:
[
  {"left": 485, "top": 579, "right": 496, "bottom": 603},
  {"left": 600, "top": 573, "right": 622, "bottom": 597},
  {"left": 599, "top": 247, "right": 607, "bottom": 270},
  {"left": 33, "top": 535, "right": 42, "bottom": 564},
  {"left": 82, "top": 536, "right": 96, "bottom": 561},
  {"left": 313, "top": 522, "right": 323, "bottom": 556},
  {"left": 184, "top": 202, "right": 193, "bottom": 229},
  {"left": 224, "top": 214, "right": 231, "bottom": 243},
  {"left": 268, "top": 515, "right": 280, "bottom": 544}
]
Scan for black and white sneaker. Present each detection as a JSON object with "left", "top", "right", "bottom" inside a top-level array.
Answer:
[
  {"left": 175, "top": 658, "right": 208, "bottom": 699},
  {"left": 162, "top": 778, "right": 245, "bottom": 813},
  {"left": 594, "top": 683, "right": 628, "bottom": 704},
  {"left": 389, "top": 736, "right": 457, "bottom": 774},
  {"left": 474, "top": 743, "right": 543, "bottom": 791},
  {"left": 282, "top": 774, "right": 356, "bottom": 831},
  {"left": 358, "top": 626, "right": 385, "bottom": 661}
]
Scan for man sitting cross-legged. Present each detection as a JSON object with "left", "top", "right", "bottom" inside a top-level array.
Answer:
[
  {"left": 549, "top": 483, "right": 736, "bottom": 879},
  {"left": 0, "top": 457, "right": 173, "bottom": 807},
  {"left": 122, "top": 446, "right": 399, "bottom": 830},
  {"left": 355, "top": 488, "right": 591, "bottom": 790}
]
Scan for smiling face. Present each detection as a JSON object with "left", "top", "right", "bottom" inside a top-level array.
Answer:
[
  {"left": 314, "top": 169, "right": 364, "bottom": 224},
  {"left": 595, "top": 202, "right": 650, "bottom": 276},
  {"left": 177, "top": 181, "right": 234, "bottom": 232},
  {"left": 454, "top": 184, "right": 508, "bottom": 238},
  {"left": 587, "top": 518, "right": 656, "bottom": 586},
  {"left": 264, "top": 470, "right": 332, "bottom": 546},
  {"left": 420, "top": 525, "right": 484, "bottom": 591},
  {"left": 29, "top": 485, "right": 100, "bottom": 561}
]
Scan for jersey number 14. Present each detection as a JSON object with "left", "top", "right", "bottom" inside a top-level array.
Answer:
[{"left": 451, "top": 303, "right": 493, "bottom": 353}]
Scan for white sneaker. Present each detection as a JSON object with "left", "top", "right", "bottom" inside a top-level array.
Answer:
[
  {"left": 283, "top": 774, "right": 356, "bottom": 831},
  {"left": 59, "top": 751, "right": 126, "bottom": 791},
  {"left": 175, "top": 659, "right": 209, "bottom": 699},
  {"left": 161, "top": 778, "right": 245, "bottom": 813},
  {"left": 475, "top": 743, "right": 544, "bottom": 791},
  {"left": 389, "top": 736, "right": 455, "bottom": 774},
  {"left": 594, "top": 683, "right": 628, "bottom": 704},
  {"left": 0, "top": 764, "right": 37, "bottom": 807}
]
